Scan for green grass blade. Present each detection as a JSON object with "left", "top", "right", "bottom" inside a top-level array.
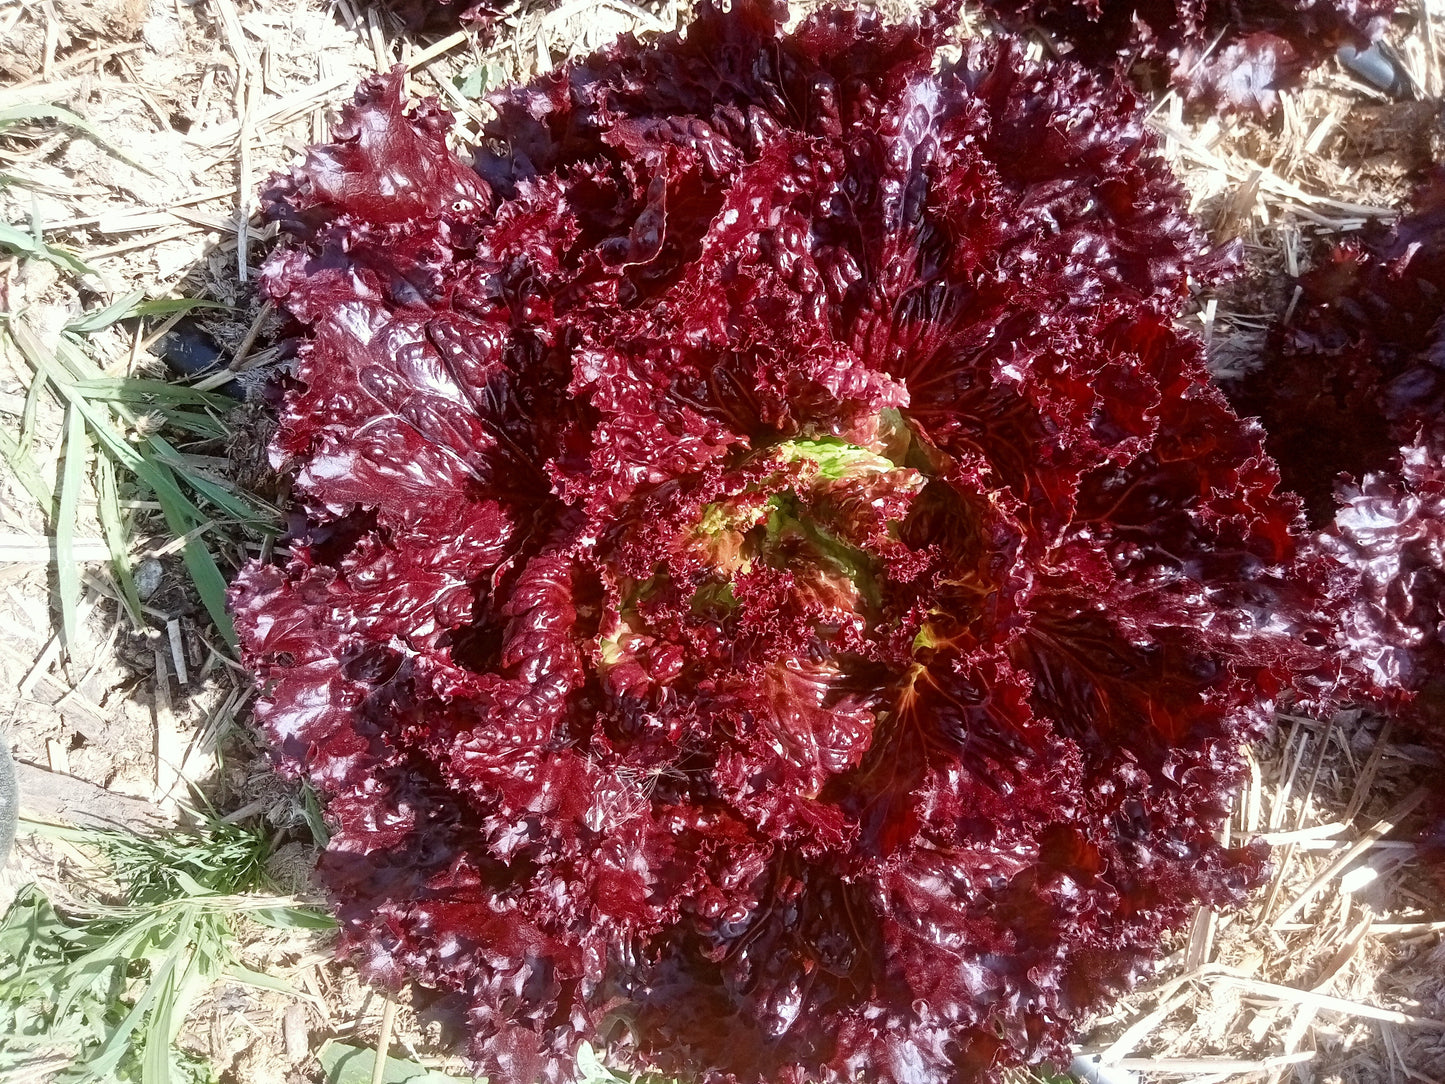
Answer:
[
  {"left": 72, "top": 378, "right": 232, "bottom": 408},
  {"left": 69, "top": 381, "right": 234, "bottom": 442},
  {"left": 167, "top": 517, "right": 237, "bottom": 648},
  {"left": 141, "top": 961, "right": 178, "bottom": 1084},
  {"left": 80, "top": 906, "right": 196, "bottom": 1081},
  {"left": 95, "top": 455, "right": 142, "bottom": 625},
  {"left": 64, "top": 289, "right": 144, "bottom": 335},
  {"left": 18, "top": 359, "right": 45, "bottom": 460},
  {"left": 130, "top": 298, "right": 231, "bottom": 319},
  {"left": 143, "top": 920, "right": 212, "bottom": 1084},
  {"left": 47, "top": 924, "right": 154, "bottom": 1025},
  {"left": 1, "top": 822, "right": 308, "bottom": 1084},
  {"left": 14, "top": 324, "right": 210, "bottom": 522},
  {"left": 297, "top": 782, "right": 331, "bottom": 848},
  {"left": 171, "top": 470, "right": 259, "bottom": 522},
  {"left": 55, "top": 404, "right": 87, "bottom": 653},
  {"left": 0, "top": 423, "right": 53, "bottom": 509},
  {"left": 248, "top": 905, "right": 336, "bottom": 931},
  {"left": 8, "top": 319, "right": 246, "bottom": 647},
  {"left": 65, "top": 295, "right": 232, "bottom": 336},
  {"left": 50, "top": 328, "right": 103, "bottom": 382},
  {"left": 0, "top": 221, "right": 94, "bottom": 277},
  {"left": 221, "top": 962, "right": 301, "bottom": 998},
  {"left": 146, "top": 436, "right": 259, "bottom": 521},
  {"left": 54, "top": 339, "right": 265, "bottom": 516}
]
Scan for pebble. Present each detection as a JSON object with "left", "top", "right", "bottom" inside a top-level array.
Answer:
[
  {"left": 135, "top": 557, "right": 164, "bottom": 600},
  {"left": 1337, "top": 42, "right": 1410, "bottom": 98}
]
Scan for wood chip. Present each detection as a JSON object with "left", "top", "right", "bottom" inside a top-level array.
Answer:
[
  {"left": 153, "top": 645, "right": 183, "bottom": 809},
  {"left": 166, "top": 618, "right": 190, "bottom": 686},
  {"left": 45, "top": 737, "right": 69, "bottom": 774},
  {"left": 283, "top": 1003, "right": 310, "bottom": 1063},
  {"left": 14, "top": 760, "right": 168, "bottom": 831}
]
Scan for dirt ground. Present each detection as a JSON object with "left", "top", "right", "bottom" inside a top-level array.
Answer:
[{"left": 0, "top": 0, "right": 1443, "bottom": 1082}]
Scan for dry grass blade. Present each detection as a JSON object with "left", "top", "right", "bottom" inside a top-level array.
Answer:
[
  {"left": 1272, "top": 786, "right": 1431, "bottom": 928},
  {"left": 1342, "top": 718, "right": 1395, "bottom": 824},
  {"left": 0, "top": 534, "right": 110, "bottom": 561},
  {"left": 1218, "top": 973, "right": 1445, "bottom": 1028},
  {"left": 0, "top": 101, "right": 154, "bottom": 176},
  {"left": 186, "top": 75, "right": 352, "bottom": 150},
  {"left": 1098, "top": 988, "right": 1195, "bottom": 1064},
  {"left": 371, "top": 995, "right": 398, "bottom": 1084},
  {"left": 54, "top": 403, "right": 87, "bottom": 655},
  {"left": 1115, "top": 1053, "right": 1315, "bottom": 1074},
  {"left": 1149, "top": 118, "right": 1398, "bottom": 225}
]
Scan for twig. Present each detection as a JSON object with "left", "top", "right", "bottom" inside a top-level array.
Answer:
[
  {"left": 229, "top": 300, "right": 274, "bottom": 370},
  {"left": 371, "top": 995, "right": 398, "bottom": 1084}
]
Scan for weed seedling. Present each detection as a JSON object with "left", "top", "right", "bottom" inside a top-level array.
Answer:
[{"left": 0, "top": 817, "right": 333, "bottom": 1084}]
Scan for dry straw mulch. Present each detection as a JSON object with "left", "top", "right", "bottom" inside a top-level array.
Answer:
[{"left": 0, "top": 0, "right": 1443, "bottom": 1082}]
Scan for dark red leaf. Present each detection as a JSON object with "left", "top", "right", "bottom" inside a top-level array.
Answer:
[{"left": 979, "top": 0, "right": 1395, "bottom": 113}]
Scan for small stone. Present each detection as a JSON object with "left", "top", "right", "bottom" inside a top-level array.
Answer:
[
  {"left": 1337, "top": 42, "right": 1409, "bottom": 98},
  {"left": 135, "top": 558, "right": 164, "bottom": 600}
]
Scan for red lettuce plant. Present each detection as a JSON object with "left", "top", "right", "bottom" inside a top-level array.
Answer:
[
  {"left": 1230, "top": 172, "right": 1445, "bottom": 526},
  {"left": 1316, "top": 447, "right": 1445, "bottom": 723},
  {"left": 232, "top": 2, "right": 1340, "bottom": 1080},
  {"left": 979, "top": 0, "right": 1395, "bottom": 113},
  {"left": 1224, "top": 174, "right": 1445, "bottom": 890},
  {"left": 1229, "top": 173, "right": 1445, "bottom": 730}
]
